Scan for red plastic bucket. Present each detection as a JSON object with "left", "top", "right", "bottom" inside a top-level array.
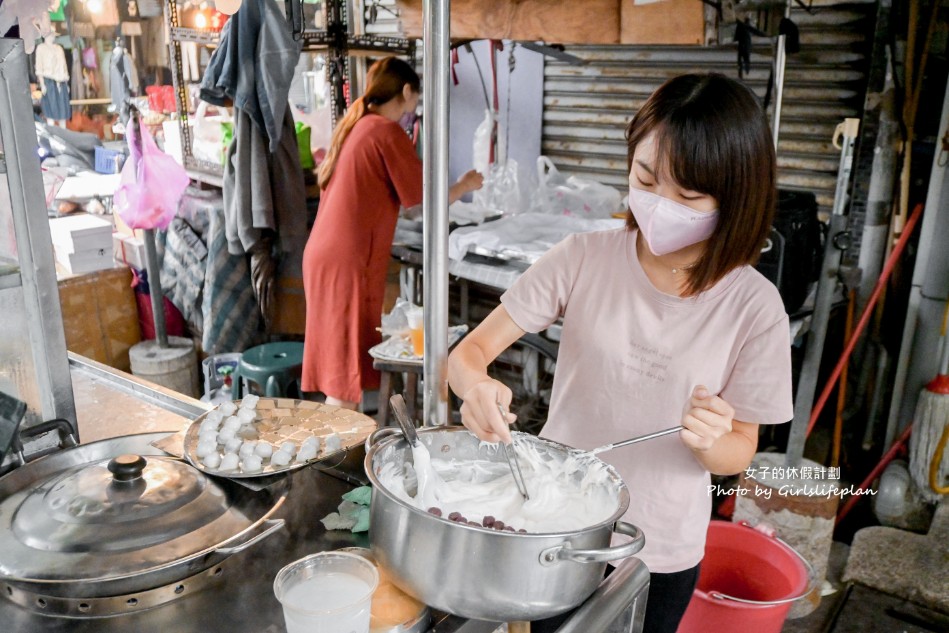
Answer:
[{"left": 677, "top": 521, "right": 811, "bottom": 633}]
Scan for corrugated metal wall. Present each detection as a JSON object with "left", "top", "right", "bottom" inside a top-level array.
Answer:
[{"left": 542, "top": 2, "right": 876, "bottom": 215}]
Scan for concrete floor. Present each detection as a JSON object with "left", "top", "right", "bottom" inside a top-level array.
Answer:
[{"left": 782, "top": 540, "right": 949, "bottom": 633}]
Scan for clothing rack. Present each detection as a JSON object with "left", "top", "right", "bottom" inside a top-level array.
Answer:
[{"left": 163, "top": 0, "right": 415, "bottom": 181}]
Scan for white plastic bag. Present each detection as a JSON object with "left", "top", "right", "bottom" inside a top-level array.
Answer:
[
  {"left": 527, "top": 156, "right": 623, "bottom": 219},
  {"left": 191, "top": 101, "right": 232, "bottom": 165},
  {"left": 473, "top": 158, "right": 522, "bottom": 215}
]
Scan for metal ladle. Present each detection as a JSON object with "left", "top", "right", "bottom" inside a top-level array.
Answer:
[
  {"left": 591, "top": 426, "right": 683, "bottom": 455},
  {"left": 389, "top": 394, "right": 421, "bottom": 449}
]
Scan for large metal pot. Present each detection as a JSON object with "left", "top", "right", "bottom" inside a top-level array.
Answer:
[
  {"left": 364, "top": 427, "right": 645, "bottom": 622},
  {"left": 0, "top": 432, "right": 287, "bottom": 618}
]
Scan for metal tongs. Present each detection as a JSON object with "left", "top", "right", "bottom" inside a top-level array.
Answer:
[{"left": 497, "top": 401, "right": 530, "bottom": 500}]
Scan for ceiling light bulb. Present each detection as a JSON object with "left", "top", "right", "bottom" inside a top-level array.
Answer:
[
  {"left": 215, "top": 0, "right": 242, "bottom": 15},
  {"left": 87, "top": 0, "right": 103, "bottom": 14},
  {"left": 194, "top": 11, "right": 208, "bottom": 29}
]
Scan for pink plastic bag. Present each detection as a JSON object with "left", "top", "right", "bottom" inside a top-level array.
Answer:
[{"left": 114, "top": 121, "right": 190, "bottom": 231}]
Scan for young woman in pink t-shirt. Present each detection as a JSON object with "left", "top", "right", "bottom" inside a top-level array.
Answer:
[{"left": 448, "top": 74, "right": 793, "bottom": 633}]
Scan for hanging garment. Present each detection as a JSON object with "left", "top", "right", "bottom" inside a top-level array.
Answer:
[
  {"left": 35, "top": 39, "right": 69, "bottom": 83},
  {"left": 222, "top": 106, "right": 307, "bottom": 256},
  {"left": 40, "top": 77, "right": 71, "bottom": 121},
  {"left": 70, "top": 41, "right": 87, "bottom": 102},
  {"left": 182, "top": 41, "right": 199, "bottom": 83},
  {"left": 200, "top": 0, "right": 301, "bottom": 151},
  {"left": 110, "top": 45, "right": 134, "bottom": 122},
  {"left": 36, "top": 39, "right": 71, "bottom": 121}
]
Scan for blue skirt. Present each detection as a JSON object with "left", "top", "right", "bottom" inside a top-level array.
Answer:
[{"left": 41, "top": 78, "right": 72, "bottom": 121}]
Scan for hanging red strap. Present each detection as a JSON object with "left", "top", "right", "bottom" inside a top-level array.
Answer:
[
  {"left": 451, "top": 48, "right": 460, "bottom": 86},
  {"left": 488, "top": 40, "right": 502, "bottom": 165}
]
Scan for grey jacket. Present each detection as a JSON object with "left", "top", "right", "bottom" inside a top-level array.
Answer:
[{"left": 199, "top": 0, "right": 300, "bottom": 151}]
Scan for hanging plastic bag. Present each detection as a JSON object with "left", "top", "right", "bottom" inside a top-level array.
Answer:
[
  {"left": 114, "top": 120, "right": 190, "bottom": 230},
  {"left": 192, "top": 100, "right": 233, "bottom": 165},
  {"left": 527, "top": 156, "right": 624, "bottom": 219}
]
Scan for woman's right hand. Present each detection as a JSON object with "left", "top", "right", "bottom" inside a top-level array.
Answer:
[
  {"left": 456, "top": 169, "right": 484, "bottom": 194},
  {"left": 459, "top": 378, "right": 517, "bottom": 444}
]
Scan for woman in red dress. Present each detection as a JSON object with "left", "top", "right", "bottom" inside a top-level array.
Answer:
[{"left": 302, "top": 57, "right": 482, "bottom": 409}]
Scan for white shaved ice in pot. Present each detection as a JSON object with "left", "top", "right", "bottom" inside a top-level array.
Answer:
[
  {"left": 279, "top": 440, "right": 297, "bottom": 456},
  {"left": 222, "top": 416, "right": 241, "bottom": 432},
  {"left": 254, "top": 442, "right": 273, "bottom": 459},
  {"left": 324, "top": 433, "right": 341, "bottom": 453},
  {"left": 240, "top": 394, "right": 260, "bottom": 409},
  {"left": 239, "top": 441, "right": 258, "bottom": 458},
  {"left": 236, "top": 408, "right": 256, "bottom": 425},
  {"left": 219, "top": 401, "right": 237, "bottom": 416}
]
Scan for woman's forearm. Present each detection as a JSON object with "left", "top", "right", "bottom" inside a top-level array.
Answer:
[{"left": 690, "top": 422, "right": 758, "bottom": 476}]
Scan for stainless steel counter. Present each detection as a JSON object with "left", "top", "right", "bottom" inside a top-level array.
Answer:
[{"left": 1, "top": 360, "right": 648, "bottom": 632}]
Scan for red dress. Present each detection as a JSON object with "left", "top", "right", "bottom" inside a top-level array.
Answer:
[{"left": 302, "top": 114, "right": 423, "bottom": 402}]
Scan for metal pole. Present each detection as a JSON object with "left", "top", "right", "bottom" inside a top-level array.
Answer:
[
  {"left": 770, "top": 1, "right": 791, "bottom": 151},
  {"left": 786, "top": 118, "right": 860, "bottom": 467},
  {"left": 0, "top": 38, "right": 77, "bottom": 433},
  {"left": 422, "top": 0, "right": 450, "bottom": 426},
  {"left": 142, "top": 229, "right": 169, "bottom": 349}
]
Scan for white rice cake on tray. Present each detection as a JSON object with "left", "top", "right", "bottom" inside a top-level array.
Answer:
[{"left": 189, "top": 398, "right": 377, "bottom": 476}]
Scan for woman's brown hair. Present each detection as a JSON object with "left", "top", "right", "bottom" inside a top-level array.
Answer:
[
  {"left": 317, "top": 56, "right": 420, "bottom": 190},
  {"left": 625, "top": 73, "right": 777, "bottom": 296}
]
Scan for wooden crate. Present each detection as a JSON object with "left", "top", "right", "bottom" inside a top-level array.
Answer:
[
  {"left": 620, "top": 0, "right": 706, "bottom": 45},
  {"left": 396, "top": 0, "right": 621, "bottom": 44},
  {"left": 58, "top": 266, "right": 141, "bottom": 371}
]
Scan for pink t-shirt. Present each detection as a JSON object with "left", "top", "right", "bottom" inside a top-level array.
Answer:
[{"left": 501, "top": 228, "right": 793, "bottom": 572}]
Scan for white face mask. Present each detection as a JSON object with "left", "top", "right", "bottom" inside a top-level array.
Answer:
[{"left": 628, "top": 187, "right": 719, "bottom": 256}]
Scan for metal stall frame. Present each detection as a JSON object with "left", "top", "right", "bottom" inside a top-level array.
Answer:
[{"left": 0, "top": 38, "right": 77, "bottom": 435}]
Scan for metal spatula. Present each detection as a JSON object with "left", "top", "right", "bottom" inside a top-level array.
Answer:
[{"left": 497, "top": 401, "right": 530, "bottom": 500}]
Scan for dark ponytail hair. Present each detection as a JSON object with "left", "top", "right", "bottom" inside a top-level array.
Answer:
[{"left": 318, "top": 56, "right": 420, "bottom": 190}]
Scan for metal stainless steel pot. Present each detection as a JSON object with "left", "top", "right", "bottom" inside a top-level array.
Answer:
[
  {"left": 0, "top": 432, "right": 287, "bottom": 618},
  {"left": 364, "top": 427, "right": 645, "bottom": 622}
]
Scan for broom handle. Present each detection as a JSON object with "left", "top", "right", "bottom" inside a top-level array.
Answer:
[{"left": 940, "top": 305, "right": 949, "bottom": 377}]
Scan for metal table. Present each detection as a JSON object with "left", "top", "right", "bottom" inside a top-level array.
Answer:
[{"left": 0, "top": 361, "right": 648, "bottom": 633}]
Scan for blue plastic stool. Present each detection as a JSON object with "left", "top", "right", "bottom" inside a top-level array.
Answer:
[{"left": 232, "top": 342, "right": 305, "bottom": 399}]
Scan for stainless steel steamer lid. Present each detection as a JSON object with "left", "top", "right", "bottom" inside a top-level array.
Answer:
[{"left": 0, "top": 443, "right": 268, "bottom": 583}]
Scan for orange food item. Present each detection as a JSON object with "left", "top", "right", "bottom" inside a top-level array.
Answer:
[{"left": 371, "top": 579, "right": 425, "bottom": 628}]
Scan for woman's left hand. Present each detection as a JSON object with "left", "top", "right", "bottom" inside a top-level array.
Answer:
[{"left": 680, "top": 385, "right": 735, "bottom": 452}]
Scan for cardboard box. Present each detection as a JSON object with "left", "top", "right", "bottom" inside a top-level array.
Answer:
[
  {"left": 621, "top": 0, "right": 706, "bottom": 45},
  {"left": 396, "top": 0, "right": 621, "bottom": 44},
  {"left": 58, "top": 267, "right": 142, "bottom": 372}
]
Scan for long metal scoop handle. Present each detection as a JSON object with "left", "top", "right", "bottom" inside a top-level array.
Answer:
[
  {"left": 497, "top": 402, "right": 530, "bottom": 500},
  {"left": 591, "top": 426, "right": 683, "bottom": 455},
  {"left": 389, "top": 394, "right": 421, "bottom": 448}
]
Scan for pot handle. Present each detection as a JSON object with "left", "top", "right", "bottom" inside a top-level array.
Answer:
[
  {"left": 214, "top": 519, "right": 285, "bottom": 555},
  {"left": 539, "top": 521, "right": 645, "bottom": 566},
  {"left": 366, "top": 427, "right": 402, "bottom": 452}
]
